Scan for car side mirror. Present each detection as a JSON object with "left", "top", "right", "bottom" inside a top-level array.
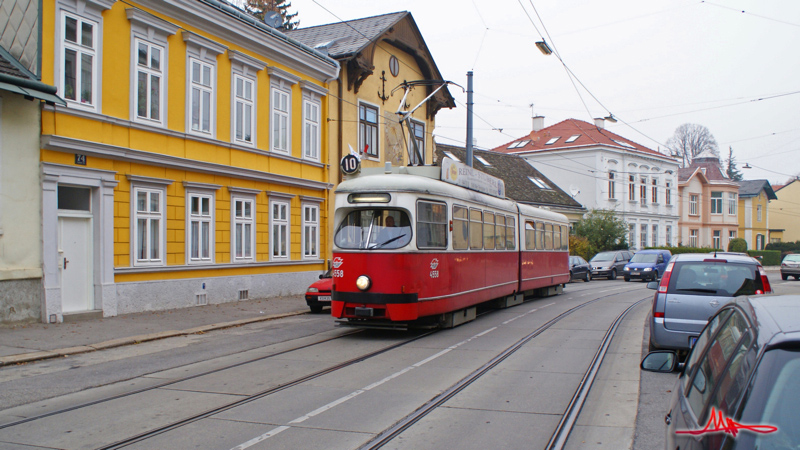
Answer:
[
  {"left": 646, "top": 281, "right": 659, "bottom": 290},
  {"left": 319, "top": 274, "right": 324, "bottom": 279},
  {"left": 641, "top": 351, "right": 677, "bottom": 372}
]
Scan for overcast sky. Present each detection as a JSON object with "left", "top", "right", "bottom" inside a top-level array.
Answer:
[{"left": 287, "top": 0, "right": 800, "bottom": 185}]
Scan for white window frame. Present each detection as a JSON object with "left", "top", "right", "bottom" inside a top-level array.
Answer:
[
  {"left": 651, "top": 178, "right": 658, "bottom": 204},
  {"left": 690, "top": 194, "right": 698, "bottom": 215},
  {"left": 757, "top": 204, "right": 763, "bottom": 222},
  {"left": 301, "top": 200, "right": 321, "bottom": 259},
  {"left": 728, "top": 192, "right": 737, "bottom": 215},
  {"left": 302, "top": 99, "right": 321, "bottom": 160},
  {"left": 629, "top": 223, "right": 635, "bottom": 248},
  {"left": 713, "top": 230, "right": 721, "bottom": 249},
  {"left": 133, "top": 39, "right": 165, "bottom": 125},
  {"left": 268, "top": 67, "right": 300, "bottom": 155},
  {"left": 666, "top": 225, "right": 672, "bottom": 246},
  {"left": 409, "top": 119, "right": 425, "bottom": 165},
  {"left": 232, "top": 74, "right": 255, "bottom": 146},
  {"left": 59, "top": 11, "right": 99, "bottom": 111},
  {"left": 229, "top": 50, "right": 266, "bottom": 148},
  {"left": 689, "top": 229, "right": 698, "bottom": 247},
  {"left": 665, "top": 181, "right": 672, "bottom": 205},
  {"left": 127, "top": 8, "right": 178, "bottom": 127},
  {"left": 183, "top": 31, "right": 226, "bottom": 139},
  {"left": 628, "top": 175, "right": 636, "bottom": 201},
  {"left": 188, "top": 58, "right": 214, "bottom": 136},
  {"left": 230, "top": 188, "right": 259, "bottom": 263},
  {"left": 710, "top": 192, "right": 723, "bottom": 215},
  {"left": 640, "top": 224, "right": 647, "bottom": 249},
  {"left": 129, "top": 176, "right": 171, "bottom": 267},
  {"left": 359, "top": 101, "right": 380, "bottom": 159},
  {"left": 269, "top": 193, "right": 294, "bottom": 261},
  {"left": 639, "top": 176, "right": 647, "bottom": 204},
  {"left": 652, "top": 224, "right": 658, "bottom": 247},
  {"left": 185, "top": 182, "right": 220, "bottom": 265}
]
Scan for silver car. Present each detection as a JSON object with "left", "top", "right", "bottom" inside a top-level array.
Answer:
[
  {"left": 781, "top": 254, "right": 800, "bottom": 280},
  {"left": 648, "top": 253, "right": 772, "bottom": 354}
]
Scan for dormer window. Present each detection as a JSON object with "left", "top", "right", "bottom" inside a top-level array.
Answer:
[
  {"left": 475, "top": 155, "right": 491, "bottom": 166},
  {"left": 545, "top": 137, "right": 560, "bottom": 145},
  {"left": 566, "top": 134, "right": 581, "bottom": 143},
  {"left": 528, "top": 176, "right": 551, "bottom": 190}
]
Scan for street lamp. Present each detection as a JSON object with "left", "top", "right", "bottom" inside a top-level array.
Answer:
[{"left": 535, "top": 40, "right": 553, "bottom": 55}]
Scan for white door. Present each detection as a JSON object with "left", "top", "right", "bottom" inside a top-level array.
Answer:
[{"left": 59, "top": 216, "right": 94, "bottom": 312}]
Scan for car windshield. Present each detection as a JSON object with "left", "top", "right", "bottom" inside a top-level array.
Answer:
[
  {"left": 591, "top": 252, "right": 615, "bottom": 262},
  {"left": 784, "top": 255, "right": 800, "bottom": 263},
  {"left": 630, "top": 253, "right": 658, "bottom": 264},
  {"left": 732, "top": 349, "right": 800, "bottom": 450},
  {"left": 334, "top": 209, "right": 412, "bottom": 250},
  {"left": 671, "top": 262, "right": 760, "bottom": 296}
]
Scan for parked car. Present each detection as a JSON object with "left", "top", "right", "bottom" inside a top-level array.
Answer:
[
  {"left": 641, "top": 294, "right": 800, "bottom": 450},
  {"left": 781, "top": 254, "right": 800, "bottom": 280},
  {"left": 648, "top": 253, "right": 772, "bottom": 354},
  {"left": 623, "top": 249, "right": 672, "bottom": 282},
  {"left": 589, "top": 250, "right": 633, "bottom": 280},
  {"left": 569, "top": 256, "right": 592, "bottom": 282},
  {"left": 305, "top": 270, "right": 332, "bottom": 313}
]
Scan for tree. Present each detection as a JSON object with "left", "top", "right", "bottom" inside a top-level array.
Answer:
[
  {"left": 725, "top": 146, "right": 744, "bottom": 181},
  {"left": 572, "top": 209, "right": 629, "bottom": 252},
  {"left": 665, "top": 123, "right": 719, "bottom": 168},
  {"left": 245, "top": 0, "right": 299, "bottom": 30}
]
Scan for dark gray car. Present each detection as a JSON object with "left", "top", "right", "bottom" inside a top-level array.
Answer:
[
  {"left": 589, "top": 250, "right": 633, "bottom": 280},
  {"left": 648, "top": 253, "right": 772, "bottom": 354},
  {"left": 642, "top": 295, "right": 800, "bottom": 449}
]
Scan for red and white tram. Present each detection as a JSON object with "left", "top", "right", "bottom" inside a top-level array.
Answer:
[{"left": 331, "top": 159, "right": 570, "bottom": 328}]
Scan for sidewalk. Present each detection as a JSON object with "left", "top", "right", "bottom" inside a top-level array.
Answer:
[{"left": 0, "top": 295, "right": 310, "bottom": 367}]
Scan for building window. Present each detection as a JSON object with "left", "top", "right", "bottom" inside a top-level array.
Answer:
[
  {"left": 713, "top": 230, "right": 721, "bottom": 249},
  {"left": 756, "top": 234, "right": 764, "bottom": 250},
  {"left": 189, "top": 58, "right": 214, "bottom": 135},
  {"left": 271, "top": 87, "right": 290, "bottom": 153},
  {"left": 666, "top": 225, "right": 672, "bottom": 246},
  {"left": 629, "top": 223, "right": 635, "bottom": 248},
  {"left": 61, "top": 12, "right": 97, "bottom": 109},
  {"left": 187, "top": 192, "right": 214, "bottom": 263},
  {"left": 728, "top": 192, "right": 737, "bottom": 215},
  {"left": 689, "top": 229, "right": 698, "bottom": 247},
  {"left": 409, "top": 120, "right": 425, "bottom": 165},
  {"left": 302, "top": 204, "right": 319, "bottom": 258},
  {"left": 757, "top": 204, "right": 763, "bottom": 222},
  {"left": 729, "top": 230, "right": 736, "bottom": 241},
  {"left": 640, "top": 224, "right": 648, "bottom": 249},
  {"left": 651, "top": 178, "right": 658, "bottom": 203},
  {"left": 711, "top": 192, "right": 723, "bottom": 214},
  {"left": 608, "top": 172, "right": 616, "bottom": 199},
  {"left": 233, "top": 75, "right": 255, "bottom": 145},
  {"left": 665, "top": 181, "right": 672, "bottom": 205},
  {"left": 640, "top": 176, "right": 647, "bottom": 204},
  {"left": 652, "top": 224, "right": 658, "bottom": 247},
  {"left": 628, "top": 175, "right": 636, "bottom": 201},
  {"left": 303, "top": 99, "right": 321, "bottom": 160},
  {"left": 134, "top": 40, "right": 163, "bottom": 124},
  {"left": 271, "top": 200, "right": 290, "bottom": 259},
  {"left": 690, "top": 194, "right": 698, "bottom": 215},
  {"left": 359, "top": 103, "right": 379, "bottom": 158},
  {"left": 232, "top": 196, "right": 255, "bottom": 262},
  {"left": 133, "top": 187, "right": 165, "bottom": 266}
]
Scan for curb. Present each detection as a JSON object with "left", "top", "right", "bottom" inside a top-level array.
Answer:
[{"left": 0, "top": 310, "right": 308, "bottom": 367}]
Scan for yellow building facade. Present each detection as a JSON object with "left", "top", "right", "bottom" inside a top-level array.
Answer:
[
  {"left": 38, "top": 0, "right": 339, "bottom": 322},
  {"left": 737, "top": 180, "right": 777, "bottom": 251},
  {"left": 770, "top": 180, "right": 800, "bottom": 243}
]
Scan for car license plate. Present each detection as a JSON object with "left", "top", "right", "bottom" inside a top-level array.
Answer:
[
  {"left": 318, "top": 296, "right": 331, "bottom": 301},
  {"left": 689, "top": 336, "right": 698, "bottom": 348}
]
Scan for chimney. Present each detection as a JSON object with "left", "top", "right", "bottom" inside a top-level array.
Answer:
[
  {"left": 532, "top": 116, "right": 545, "bottom": 132},
  {"left": 594, "top": 117, "right": 606, "bottom": 129}
]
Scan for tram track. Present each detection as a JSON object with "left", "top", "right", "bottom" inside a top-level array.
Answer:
[{"left": 359, "top": 293, "right": 649, "bottom": 450}]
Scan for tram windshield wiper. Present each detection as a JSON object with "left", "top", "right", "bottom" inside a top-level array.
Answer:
[{"left": 369, "top": 234, "right": 407, "bottom": 249}]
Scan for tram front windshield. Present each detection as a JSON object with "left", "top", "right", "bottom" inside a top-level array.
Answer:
[{"left": 335, "top": 209, "right": 412, "bottom": 250}]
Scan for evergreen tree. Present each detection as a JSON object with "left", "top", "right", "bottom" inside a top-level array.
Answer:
[
  {"left": 725, "top": 146, "right": 744, "bottom": 181},
  {"left": 246, "top": 0, "right": 299, "bottom": 30}
]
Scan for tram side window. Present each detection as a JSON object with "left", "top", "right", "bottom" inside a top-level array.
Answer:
[
  {"left": 525, "top": 221, "right": 535, "bottom": 250},
  {"left": 554, "top": 226, "right": 560, "bottom": 251},
  {"left": 496, "top": 215, "right": 506, "bottom": 250},
  {"left": 562, "top": 225, "right": 569, "bottom": 250},
  {"left": 417, "top": 201, "right": 447, "bottom": 249},
  {"left": 453, "top": 205, "right": 469, "bottom": 250},
  {"left": 537, "top": 222, "right": 545, "bottom": 250},
  {"left": 470, "top": 209, "right": 483, "bottom": 249},
  {"left": 506, "top": 216, "right": 516, "bottom": 249},
  {"left": 484, "top": 211, "right": 495, "bottom": 249},
  {"left": 545, "top": 224, "right": 553, "bottom": 250}
]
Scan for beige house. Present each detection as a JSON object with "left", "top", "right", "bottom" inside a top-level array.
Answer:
[
  {"left": 770, "top": 179, "right": 799, "bottom": 243},
  {"left": 677, "top": 151, "right": 740, "bottom": 249}
]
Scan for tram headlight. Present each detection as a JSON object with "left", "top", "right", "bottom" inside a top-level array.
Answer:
[{"left": 356, "top": 275, "right": 372, "bottom": 291}]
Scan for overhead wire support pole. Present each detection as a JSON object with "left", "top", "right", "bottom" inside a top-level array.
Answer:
[{"left": 466, "top": 71, "right": 474, "bottom": 167}]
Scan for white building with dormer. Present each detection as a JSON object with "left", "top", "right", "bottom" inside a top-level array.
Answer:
[{"left": 491, "top": 117, "right": 681, "bottom": 250}]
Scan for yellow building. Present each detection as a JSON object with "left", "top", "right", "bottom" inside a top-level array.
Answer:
[
  {"left": 286, "top": 12, "right": 455, "bottom": 239},
  {"left": 37, "top": 0, "right": 339, "bottom": 322},
  {"left": 771, "top": 179, "right": 800, "bottom": 243},
  {"left": 737, "top": 180, "right": 777, "bottom": 250}
]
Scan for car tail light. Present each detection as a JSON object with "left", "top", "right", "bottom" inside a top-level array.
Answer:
[
  {"left": 658, "top": 261, "right": 674, "bottom": 294},
  {"left": 757, "top": 266, "right": 772, "bottom": 294},
  {"left": 654, "top": 311, "right": 664, "bottom": 318}
]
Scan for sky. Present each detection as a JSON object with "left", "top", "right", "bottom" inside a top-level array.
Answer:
[{"left": 285, "top": 0, "right": 800, "bottom": 185}]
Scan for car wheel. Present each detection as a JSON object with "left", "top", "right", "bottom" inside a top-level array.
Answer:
[
  {"left": 624, "top": 276, "right": 630, "bottom": 282},
  {"left": 569, "top": 271, "right": 574, "bottom": 281},
  {"left": 609, "top": 269, "right": 617, "bottom": 280},
  {"left": 783, "top": 274, "right": 789, "bottom": 280},
  {"left": 652, "top": 270, "right": 659, "bottom": 281},
  {"left": 648, "top": 338, "right": 657, "bottom": 352},
  {"left": 310, "top": 304, "right": 323, "bottom": 313},
  {"left": 795, "top": 275, "right": 800, "bottom": 281},
  {"left": 585, "top": 272, "right": 591, "bottom": 282}
]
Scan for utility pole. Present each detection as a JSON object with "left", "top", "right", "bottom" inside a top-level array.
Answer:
[{"left": 466, "top": 71, "right": 474, "bottom": 167}]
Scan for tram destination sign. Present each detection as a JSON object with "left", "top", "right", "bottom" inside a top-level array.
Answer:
[{"left": 441, "top": 157, "right": 505, "bottom": 199}]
